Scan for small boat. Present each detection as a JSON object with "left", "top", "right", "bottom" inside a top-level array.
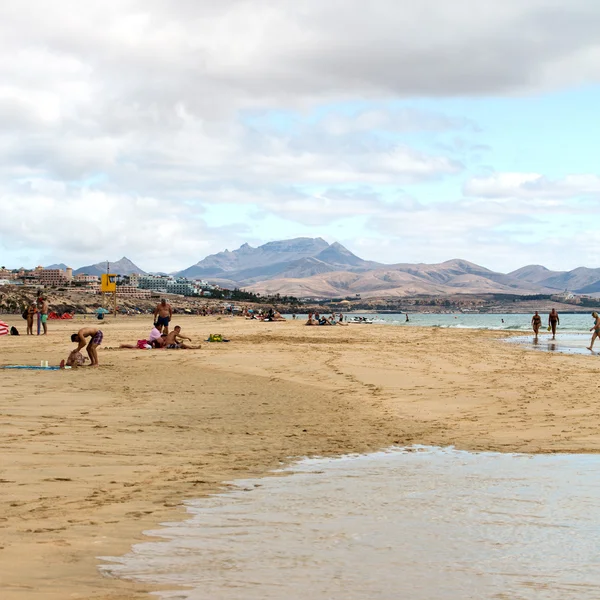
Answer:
[{"left": 351, "top": 317, "right": 374, "bottom": 324}]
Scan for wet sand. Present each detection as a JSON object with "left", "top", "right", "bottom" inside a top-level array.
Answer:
[{"left": 2, "top": 315, "right": 600, "bottom": 599}]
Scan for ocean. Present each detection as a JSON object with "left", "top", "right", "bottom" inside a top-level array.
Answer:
[
  {"left": 101, "top": 447, "right": 600, "bottom": 599},
  {"left": 291, "top": 312, "right": 597, "bottom": 333}
]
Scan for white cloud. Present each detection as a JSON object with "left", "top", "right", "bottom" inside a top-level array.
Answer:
[
  {"left": 464, "top": 173, "right": 600, "bottom": 199},
  {"left": 1, "top": 1, "right": 600, "bottom": 269}
]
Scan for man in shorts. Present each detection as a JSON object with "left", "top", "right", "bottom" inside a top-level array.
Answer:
[
  {"left": 153, "top": 299, "right": 173, "bottom": 334},
  {"left": 38, "top": 296, "right": 49, "bottom": 335},
  {"left": 163, "top": 326, "right": 201, "bottom": 349},
  {"left": 70, "top": 327, "right": 103, "bottom": 366}
]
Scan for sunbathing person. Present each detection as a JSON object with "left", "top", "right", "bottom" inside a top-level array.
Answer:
[
  {"left": 305, "top": 312, "right": 317, "bottom": 326},
  {"left": 163, "top": 326, "right": 201, "bottom": 349}
]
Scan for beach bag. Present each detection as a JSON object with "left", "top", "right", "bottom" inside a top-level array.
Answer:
[
  {"left": 22, "top": 309, "right": 28, "bottom": 320},
  {"left": 208, "top": 333, "right": 223, "bottom": 342},
  {"left": 10, "top": 326, "right": 19, "bottom": 336}
]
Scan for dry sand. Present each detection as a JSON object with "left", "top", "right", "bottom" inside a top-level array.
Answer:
[{"left": 1, "top": 314, "right": 600, "bottom": 599}]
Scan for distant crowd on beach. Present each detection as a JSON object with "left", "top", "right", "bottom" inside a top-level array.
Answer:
[{"left": 8, "top": 298, "right": 600, "bottom": 369}]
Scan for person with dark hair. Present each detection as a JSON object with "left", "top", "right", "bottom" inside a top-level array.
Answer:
[
  {"left": 26, "top": 302, "right": 37, "bottom": 335},
  {"left": 548, "top": 308, "right": 559, "bottom": 340},
  {"left": 531, "top": 311, "right": 542, "bottom": 340},
  {"left": 163, "top": 326, "right": 201, "bottom": 349},
  {"left": 38, "top": 297, "right": 49, "bottom": 335},
  {"left": 153, "top": 299, "right": 172, "bottom": 334},
  {"left": 69, "top": 327, "right": 103, "bottom": 366}
]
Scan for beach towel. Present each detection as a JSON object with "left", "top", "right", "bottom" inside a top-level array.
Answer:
[
  {"left": 1, "top": 365, "right": 61, "bottom": 370},
  {"left": 0, "top": 320, "right": 9, "bottom": 336}
]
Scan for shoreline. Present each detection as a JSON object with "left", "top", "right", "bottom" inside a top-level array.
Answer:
[{"left": 2, "top": 315, "right": 600, "bottom": 598}]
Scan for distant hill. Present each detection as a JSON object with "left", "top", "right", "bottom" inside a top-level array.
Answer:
[
  {"left": 244, "top": 258, "right": 552, "bottom": 298},
  {"left": 37, "top": 240, "right": 600, "bottom": 298},
  {"left": 74, "top": 257, "right": 146, "bottom": 276},
  {"left": 45, "top": 263, "right": 69, "bottom": 271},
  {"left": 177, "top": 238, "right": 380, "bottom": 283},
  {"left": 509, "top": 265, "right": 600, "bottom": 294}
]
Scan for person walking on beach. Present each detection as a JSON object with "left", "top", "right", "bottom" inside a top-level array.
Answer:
[
  {"left": 153, "top": 299, "right": 172, "bottom": 334},
  {"left": 548, "top": 308, "right": 560, "bottom": 340},
  {"left": 69, "top": 327, "right": 103, "bottom": 366},
  {"left": 531, "top": 311, "right": 542, "bottom": 340},
  {"left": 587, "top": 312, "right": 600, "bottom": 351},
  {"left": 26, "top": 302, "right": 37, "bottom": 335},
  {"left": 38, "top": 296, "right": 48, "bottom": 335}
]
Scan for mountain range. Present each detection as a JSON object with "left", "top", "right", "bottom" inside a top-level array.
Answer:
[{"left": 42, "top": 239, "right": 600, "bottom": 298}]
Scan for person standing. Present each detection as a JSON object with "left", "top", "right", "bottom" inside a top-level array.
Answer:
[
  {"left": 548, "top": 308, "right": 559, "bottom": 340},
  {"left": 531, "top": 311, "right": 542, "bottom": 340},
  {"left": 38, "top": 296, "right": 49, "bottom": 335},
  {"left": 26, "top": 302, "right": 37, "bottom": 335},
  {"left": 587, "top": 312, "right": 600, "bottom": 351},
  {"left": 153, "top": 298, "right": 173, "bottom": 334}
]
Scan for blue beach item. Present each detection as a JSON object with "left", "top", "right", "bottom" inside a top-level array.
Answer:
[{"left": 2, "top": 365, "right": 61, "bottom": 370}]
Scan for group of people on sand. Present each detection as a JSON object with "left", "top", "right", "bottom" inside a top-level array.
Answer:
[
  {"left": 244, "top": 307, "right": 286, "bottom": 321},
  {"left": 531, "top": 308, "right": 560, "bottom": 340},
  {"left": 305, "top": 312, "right": 346, "bottom": 326},
  {"left": 64, "top": 299, "right": 201, "bottom": 368},
  {"left": 24, "top": 296, "right": 49, "bottom": 335},
  {"left": 531, "top": 308, "right": 600, "bottom": 352}
]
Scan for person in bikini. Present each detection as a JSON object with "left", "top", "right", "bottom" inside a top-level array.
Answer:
[
  {"left": 69, "top": 327, "right": 103, "bottom": 366},
  {"left": 153, "top": 299, "right": 173, "bottom": 334},
  {"left": 531, "top": 311, "right": 542, "bottom": 339},
  {"left": 587, "top": 312, "right": 600, "bottom": 351},
  {"left": 26, "top": 302, "right": 37, "bottom": 335},
  {"left": 163, "top": 326, "right": 201, "bottom": 349}
]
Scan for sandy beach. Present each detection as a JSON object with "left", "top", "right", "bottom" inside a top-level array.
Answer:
[{"left": 2, "top": 314, "right": 600, "bottom": 599}]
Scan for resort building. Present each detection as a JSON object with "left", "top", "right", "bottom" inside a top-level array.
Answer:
[{"left": 116, "top": 286, "right": 152, "bottom": 299}]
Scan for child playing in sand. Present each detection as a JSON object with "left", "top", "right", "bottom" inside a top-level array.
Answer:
[{"left": 69, "top": 327, "right": 103, "bottom": 366}]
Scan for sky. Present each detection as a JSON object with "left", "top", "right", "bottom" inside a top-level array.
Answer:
[{"left": 1, "top": 0, "right": 600, "bottom": 273}]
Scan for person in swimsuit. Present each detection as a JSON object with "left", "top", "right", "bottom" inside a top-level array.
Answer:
[
  {"left": 548, "top": 308, "right": 559, "bottom": 340},
  {"left": 26, "top": 302, "right": 38, "bottom": 335},
  {"left": 38, "top": 297, "right": 49, "bottom": 335},
  {"left": 70, "top": 327, "right": 103, "bottom": 366},
  {"left": 587, "top": 312, "right": 600, "bottom": 351},
  {"left": 163, "top": 326, "right": 201, "bottom": 349},
  {"left": 531, "top": 311, "right": 542, "bottom": 339},
  {"left": 153, "top": 299, "right": 173, "bottom": 334}
]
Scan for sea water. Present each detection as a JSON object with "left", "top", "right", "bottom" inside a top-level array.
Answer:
[
  {"left": 100, "top": 447, "right": 600, "bottom": 600},
  {"left": 289, "top": 312, "right": 596, "bottom": 332}
]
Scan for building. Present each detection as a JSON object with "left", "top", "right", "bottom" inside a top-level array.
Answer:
[
  {"left": 38, "top": 269, "right": 69, "bottom": 286},
  {"left": 116, "top": 286, "right": 152, "bottom": 299},
  {"left": 137, "top": 275, "right": 172, "bottom": 291},
  {"left": 73, "top": 274, "right": 100, "bottom": 291},
  {"left": 166, "top": 281, "right": 199, "bottom": 296},
  {"left": 0, "top": 268, "right": 16, "bottom": 280},
  {"left": 73, "top": 274, "right": 99, "bottom": 285}
]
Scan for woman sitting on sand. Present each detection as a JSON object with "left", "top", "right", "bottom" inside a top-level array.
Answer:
[{"left": 587, "top": 312, "right": 600, "bottom": 351}]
